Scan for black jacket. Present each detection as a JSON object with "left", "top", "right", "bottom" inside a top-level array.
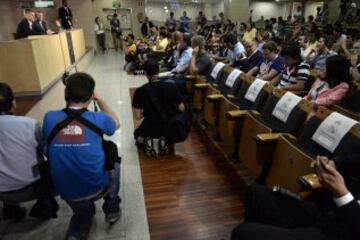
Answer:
[
  {"left": 238, "top": 50, "right": 265, "bottom": 73},
  {"left": 58, "top": 6, "right": 73, "bottom": 29},
  {"left": 141, "top": 21, "right": 154, "bottom": 37},
  {"left": 16, "top": 19, "right": 41, "bottom": 39},
  {"left": 33, "top": 21, "right": 48, "bottom": 34},
  {"left": 335, "top": 199, "right": 360, "bottom": 240}
]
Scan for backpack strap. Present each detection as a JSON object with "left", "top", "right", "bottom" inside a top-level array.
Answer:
[
  {"left": 46, "top": 108, "right": 103, "bottom": 147},
  {"left": 145, "top": 83, "right": 170, "bottom": 124}
]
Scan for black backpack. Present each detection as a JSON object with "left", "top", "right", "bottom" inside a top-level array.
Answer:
[
  {"left": 46, "top": 108, "right": 121, "bottom": 171},
  {"left": 146, "top": 84, "right": 191, "bottom": 143}
]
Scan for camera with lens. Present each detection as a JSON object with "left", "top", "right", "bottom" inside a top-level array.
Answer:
[{"left": 62, "top": 72, "right": 70, "bottom": 86}]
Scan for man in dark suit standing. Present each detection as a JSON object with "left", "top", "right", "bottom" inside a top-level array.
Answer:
[
  {"left": 58, "top": 0, "right": 73, "bottom": 30},
  {"left": 141, "top": 17, "right": 154, "bottom": 37},
  {"left": 16, "top": 9, "right": 42, "bottom": 39},
  {"left": 34, "top": 11, "right": 52, "bottom": 35}
]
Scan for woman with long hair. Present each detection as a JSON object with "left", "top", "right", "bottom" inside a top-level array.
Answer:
[{"left": 305, "top": 55, "right": 351, "bottom": 114}]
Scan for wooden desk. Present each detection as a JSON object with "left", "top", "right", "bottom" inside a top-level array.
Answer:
[{"left": 0, "top": 29, "right": 86, "bottom": 96}]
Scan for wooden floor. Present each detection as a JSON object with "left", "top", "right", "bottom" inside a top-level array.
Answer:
[
  {"left": 15, "top": 96, "right": 41, "bottom": 115},
  {"left": 131, "top": 89, "right": 247, "bottom": 240}
]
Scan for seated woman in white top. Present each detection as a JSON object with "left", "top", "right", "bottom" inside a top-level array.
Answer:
[{"left": 94, "top": 16, "right": 106, "bottom": 53}]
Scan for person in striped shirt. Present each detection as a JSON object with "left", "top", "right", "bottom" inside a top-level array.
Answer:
[{"left": 271, "top": 45, "right": 310, "bottom": 92}]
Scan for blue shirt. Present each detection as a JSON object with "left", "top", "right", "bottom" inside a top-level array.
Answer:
[
  {"left": 43, "top": 110, "right": 116, "bottom": 200},
  {"left": 180, "top": 16, "right": 191, "bottom": 31},
  {"left": 173, "top": 47, "right": 193, "bottom": 73},
  {"left": 227, "top": 42, "right": 246, "bottom": 65},
  {"left": 258, "top": 55, "right": 285, "bottom": 76}
]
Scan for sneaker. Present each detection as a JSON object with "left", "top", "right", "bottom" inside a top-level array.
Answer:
[
  {"left": 3, "top": 204, "right": 26, "bottom": 221},
  {"left": 65, "top": 220, "right": 92, "bottom": 240},
  {"left": 105, "top": 209, "right": 122, "bottom": 224},
  {"left": 158, "top": 137, "right": 169, "bottom": 156},
  {"left": 145, "top": 137, "right": 157, "bottom": 157}
]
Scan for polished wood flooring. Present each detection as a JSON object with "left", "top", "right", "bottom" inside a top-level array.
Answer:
[
  {"left": 15, "top": 96, "right": 41, "bottom": 115},
  {"left": 131, "top": 89, "right": 248, "bottom": 240}
]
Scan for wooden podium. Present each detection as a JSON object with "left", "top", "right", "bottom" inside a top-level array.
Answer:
[{"left": 0, "top": 29, "right": 86, "bottom": 96}]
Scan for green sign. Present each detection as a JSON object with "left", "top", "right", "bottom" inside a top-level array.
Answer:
[{"left": 112, "top": 0, "right": 121, "bottom": 8}]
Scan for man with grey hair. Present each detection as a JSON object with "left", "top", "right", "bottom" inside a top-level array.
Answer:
[
  {"left": 238, "top": 39, "right": 264, "bottom": 74},
  {"left": 190, "top": 35, "right": 213, "bottom": 76}
]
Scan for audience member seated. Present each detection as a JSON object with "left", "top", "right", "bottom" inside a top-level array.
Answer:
[
  {"left": 43, "top": 73, "right": 121, "bottom": 240},
  {"left": 16, "top": 9, "right": 42, "bottom": 39},
  {"left": 33, "top": 11, "right": 54, "bottom": 35},
  {"left": 169, "top": 32, "right": 193, "bottom": 74},
  {"left": 154, "top": 30, "right": 169, "bottom": 52},
  {"left": 272, "top": 45, "right": 310, "bottom": 92},
  {"left": 239, "top": 39, "right": 264, "bottom": 74},
  {"left": 298, "top": 34, "right": 317, "bottom": 64},
  {"left": 159, "top": 33, "right": 193, "bottom": 93},
  {"left": 0, "top": 83, "right": 56, "bottom": 220},
  {"left": 161, "top": 31, "right": 182, "bottom": 71},
  {"left": 248, "top": 41, "right": 284, "bottom": 81},
  {"left": 350, "top": 40, "right": 360, "bottom": 83},
  {"left": 305, "top": 55, "right": 351, "bottom": 117},
  {"left": 332, "top": 26, "right": 351, "bottom": 59},
  {"left": 210, "top": 35, "right": 228, "bottom": 60},
  {"left": 238, "top": 22, "right": 247, "bottom": 40},
  {"left": 221, "top": 32, "right": 246, "bottom": 67},
  {"left": 147, "top": 26, "right": 158, "bottom": 44},
  {"left": 275, "top": 21, "right": 291, "bottom": 41},
  {"left": 256, "top": 30, "right": 268, "bottom": 52},
  {"left": 133, "top": 59, "right": 185, "bottom": 156},
  {"left": 231, "top": 155, "right": 360, "bottom": 240},
  {"left": 123, "top": 34, "right": 137, "bottom": 72},
  {"left": 310, "top": 37, "right": 335, "bottom": 78},
  {"left": 189, "top": 35, "right": 213, "bottom": 77},
  {"left": 243, "top": 23, "right": 257, "bottom": 42}
]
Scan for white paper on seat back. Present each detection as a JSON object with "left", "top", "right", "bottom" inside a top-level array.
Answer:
[
  {"left": 272, "top": 92, "right": 302, "bottom": 123},
  {"left": 225, "top": 69, "right": 242, "bottom": 88},
  {"left": 244, "top": 78, "right": 267, "bottom": 103},
  {"left": 210, "top": 62, "right": 225, "bottom": 79},
  {"left": 312, "top": 112, "right": 357, "bottom": 153}
]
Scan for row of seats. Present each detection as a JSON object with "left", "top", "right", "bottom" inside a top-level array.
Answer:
[{"left": 185, "top": 62, "right": 360, "bottom": 192}]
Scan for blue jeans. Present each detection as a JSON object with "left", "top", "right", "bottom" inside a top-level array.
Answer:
[
  {"left": 160, "top": 75, "right": 187, "bottom": 94},
  {"left": 66, "top": 163, "right": 121, "bottom": 239}
]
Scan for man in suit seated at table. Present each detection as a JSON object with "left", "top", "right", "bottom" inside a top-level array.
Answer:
[
  {"left": 33, "top": 11, "right": 54, "bottom": 35},
  {"left": 16, "top": 9, "right": 42, "bottom": 39}
]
